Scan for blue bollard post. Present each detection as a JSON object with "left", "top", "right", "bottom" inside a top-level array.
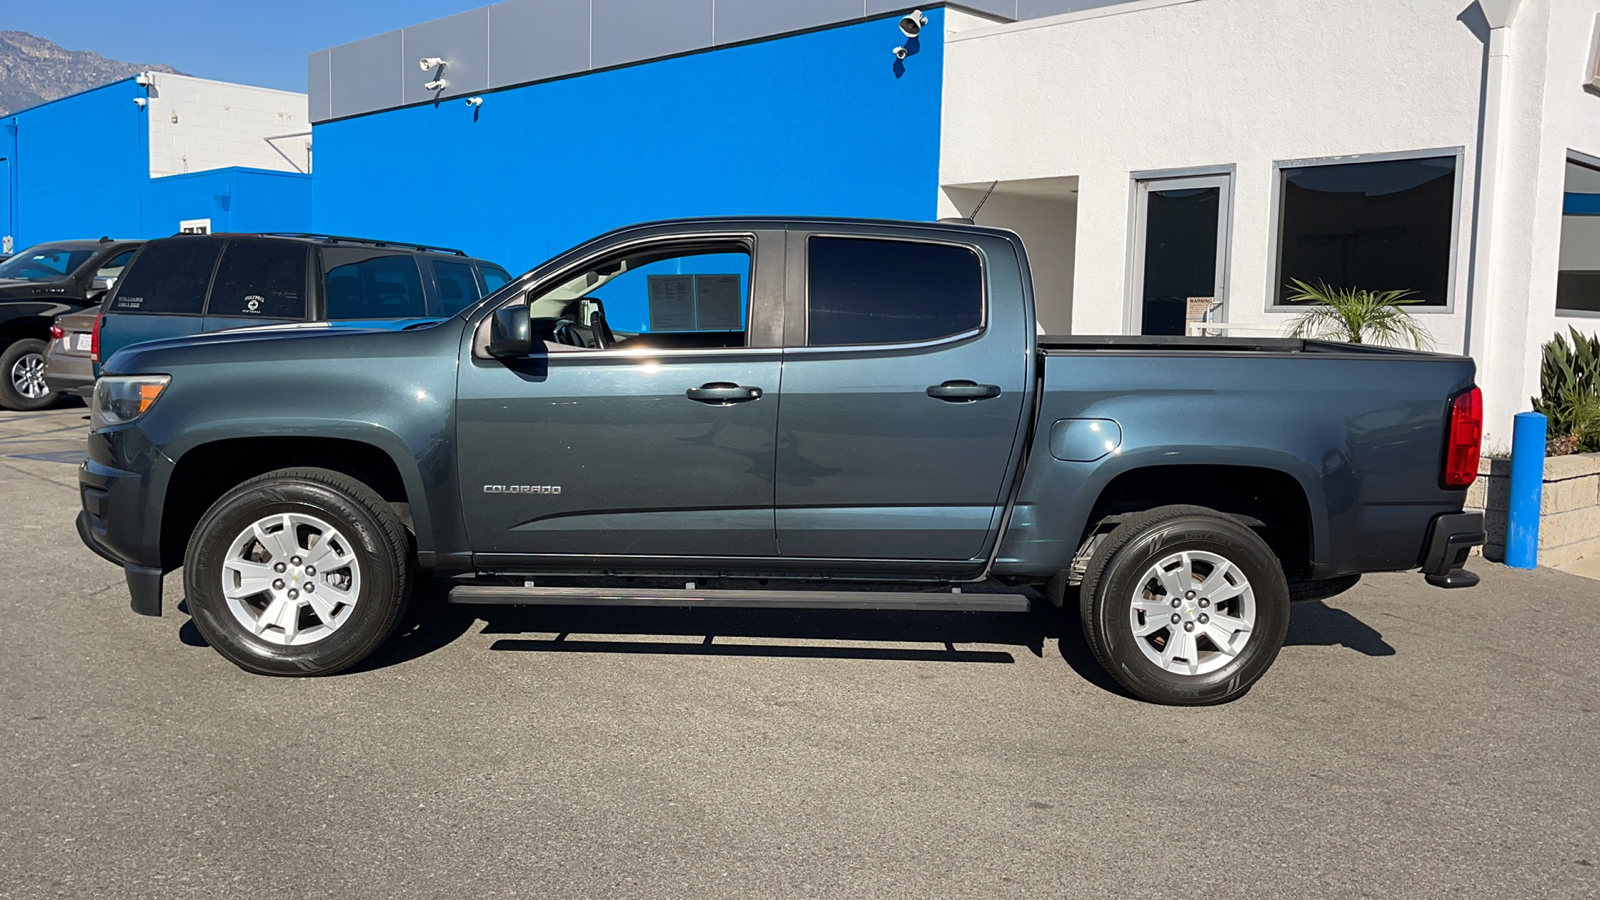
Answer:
[{"left": 1505, "top": 411, "right": 1548, "bottom": 569}]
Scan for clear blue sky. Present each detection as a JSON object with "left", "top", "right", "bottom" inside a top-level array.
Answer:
[{"left": 7, "top": 0, "right": 493, "bottom": 92}]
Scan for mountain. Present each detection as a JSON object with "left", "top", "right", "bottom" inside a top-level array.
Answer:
[{"left": 0, "top": 31, "right": 186, "bottom": 117}]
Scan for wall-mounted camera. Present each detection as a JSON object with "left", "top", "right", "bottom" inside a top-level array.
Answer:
[
  {"left": 419, "top": 57, "right": 446, "bottom": 71},
  {"left": 899, "top": 10, "right": 928, "bottom": 38}
]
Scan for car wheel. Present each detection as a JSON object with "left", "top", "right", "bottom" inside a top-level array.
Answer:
[
  {"left": 183, "top": 468, "right": 412, "bottom": 676},
  {"left": 1078, "top": 505, "right": 1291, "bottom": 706},
  {"left": 0, "top": 339, "right": 59, "bottom": 411}
]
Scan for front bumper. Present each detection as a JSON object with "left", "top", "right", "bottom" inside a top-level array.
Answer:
[
  {"left": 1420, "top": 511, "right": 1485, "bottom": 588},
  {"left": 77, "top": 424, "right": 175, "bottom": 616}
]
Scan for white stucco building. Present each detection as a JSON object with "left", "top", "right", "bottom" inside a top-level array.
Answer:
[{"left": 937, "top": 0, "right": 1600, "bottom": 445}]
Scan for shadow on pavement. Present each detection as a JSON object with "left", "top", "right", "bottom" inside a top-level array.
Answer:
[{"left": 168, "top": 581, "right": 1396, "bottom": 685}]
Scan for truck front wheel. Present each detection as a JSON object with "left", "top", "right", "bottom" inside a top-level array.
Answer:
[
  {"left": 183, "top": 468, "right": 412, "bottom": 676},
  {"left": 1078, "top": 505, "right": 1290, "bottom": 705}
]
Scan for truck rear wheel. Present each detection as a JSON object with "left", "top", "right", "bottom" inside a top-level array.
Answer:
[
  {"left": 1078, "top": 505, "right": 1290, "bottom": 705},
  {"left": 182, "top": 468, "right": 412, "bottom": 676},
  {"left": 0, "top": 338, "right": 58, "bottom": 411}
]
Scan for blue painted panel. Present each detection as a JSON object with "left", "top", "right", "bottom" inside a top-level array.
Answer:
[
  {"left": 0, "top": 157, "right": 12, "bottom": 247},
  {"left": 8, "top": 80, "right": 147, "bottom": 246},
  {"left": 218, "top": 170, "right": 313, "bottom": 233},
  {"left": 488, "top": 0, "right": 592, "bottom": 88},
  {"left": 312, "top": 12, "right": 946, "bottom": 272},
  {"left": 1565, "top": 192, "right": 1600, "bottom": 215}
]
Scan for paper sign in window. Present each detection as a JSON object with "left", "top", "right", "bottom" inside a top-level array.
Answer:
[
  {"left": 647, "top": 275, "right": 696, "bottom": 331},
  {"left": 693, "top": 274, "right": 743, "bottom": 331}
]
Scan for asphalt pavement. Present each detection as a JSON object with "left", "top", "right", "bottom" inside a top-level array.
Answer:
[{"left": 1, "top": 406, "right": 1596, "bottom": 899}]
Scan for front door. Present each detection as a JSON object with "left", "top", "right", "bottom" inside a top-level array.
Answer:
[
  {"left": 774, "top": 231, "right": 1030, "bottom": 562},
  {"left": 457, "top": 233, "right": 785, "bottom": 558},
  {"left": 1131, "top": 173, "right": 1232, "bottom": 335}
]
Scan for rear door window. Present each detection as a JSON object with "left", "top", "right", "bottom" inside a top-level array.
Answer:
[
  {"left": 208, "top": 239, "right": 308, "bottom": 319},
  {"left": 322, "top": 251, "right": 428, "bottom": 319},
  {"left": 805, "top": 237, "right": 983, "bottom": 346},
  {"left": 479, "top": 263, "right": 512, "bottom": 293},
  {"left": 431, "top": 259, "right": 481, "bottom": 315},
  {"left": 109, "top": 238, "right": 224, "bottom": 315}
]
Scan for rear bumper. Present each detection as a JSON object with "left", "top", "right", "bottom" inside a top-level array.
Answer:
[
  {"left": 1420, "top": 511, "right": 1485, "bottom": 588},
  {"left": 43, "top": 352, "right": 96, "bottom": 398}
]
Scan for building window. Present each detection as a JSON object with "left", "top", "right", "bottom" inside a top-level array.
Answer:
[
  {"left": 1273, "top": 154, "right": 1458, "bottom": 307},
  {"left": 1557, "top": 155, "right": 1600, "bottom": 314}
]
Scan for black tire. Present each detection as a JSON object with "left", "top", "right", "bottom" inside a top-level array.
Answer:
[
  {"left": 1078, "top": 505, "right": 1291, "bottom": 705},
  {"left": 0, "top": 338, "right": 58, "bottom": 411},
  {"left": 183, "top": 468, "right": 412, "bottom": 676}
]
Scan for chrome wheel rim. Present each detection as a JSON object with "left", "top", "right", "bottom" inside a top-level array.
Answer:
[
  {"left": 221, "top": 512, "right": 362, "bottom": 646},
  {"left": 10, "top": 352, "right": 46, "bottom": 399},
  {"left": 1128, "top": 549, "right": 1255, "bottom": 676}
]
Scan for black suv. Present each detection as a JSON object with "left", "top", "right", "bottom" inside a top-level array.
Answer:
[
  {"left": 97, "top": 234, "right": 512, "bottom": 366},
  {"left": 0, "top": 238, "right": 142, "bottom": 410}
]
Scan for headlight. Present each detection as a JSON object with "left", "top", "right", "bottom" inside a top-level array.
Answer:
[{"left": 92, "top": 375, "right": 171, "bottom": 428}]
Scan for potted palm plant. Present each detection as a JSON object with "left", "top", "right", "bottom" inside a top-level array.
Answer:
[{"left": 1283, "top": 279, "right": 1433, "bottom": 350}]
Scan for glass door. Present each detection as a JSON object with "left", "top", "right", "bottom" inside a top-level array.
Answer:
[{"left": 1130, "top": 173, "right": 1232, "bottom": 335}]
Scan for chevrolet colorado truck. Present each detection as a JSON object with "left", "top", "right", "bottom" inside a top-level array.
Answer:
[{"left": 76, "top": 218, "right": 1485, "bottom": 704}]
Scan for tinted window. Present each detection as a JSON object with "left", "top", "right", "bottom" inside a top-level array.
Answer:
[
  {"left": 480, "top": 264, "right": 512, "bottom": 293},
  {"left": 0, "top": 244, "right": 96, "bottom": 281},
  {"left": 95, "top": 248, "right": 138, "bottom": 282},
  {"left": 432, "top": 260, "right": 480, "bottom": 315},
  {"left": 323, "top": 251, "right": 427, "bottom": 319},
  {"left": 1557, "top": 156, "right": 1600, "bottom": 313},
  {"left": 109, "top": 238, "right": 223, "bottom": 315},
  {"left": 806, "top": 237, "right": 982, "bottom": 346},
  {"left": 1274, "top": 156, "right": 1456, "bottom": 306},
  {"left": 208, "top": 239, "right": 307, "bottom": 318}
]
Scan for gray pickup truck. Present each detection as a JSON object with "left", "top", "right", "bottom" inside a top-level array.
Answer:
[{"left": 76, "top": 218, "right": 1485, "bottom": 704}]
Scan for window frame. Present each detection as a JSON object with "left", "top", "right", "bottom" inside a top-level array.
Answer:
[
  {"left": 791, "top": 231, "right": 989, "bottom": 353},
  {"left": 1265, "top": 147, "right": 1465, "bottom": 314},
  {"left": 1122, "top": 164, "right": 1236, "bottom": 336},
  {"left": 429, "top": 257, "right": 483, "bottom": 314},
  {"left": 471, "top": 231, "right": 778, "bottom": 360},
  {"left": 1555, "top": 148, "right": 1600, "bottom": 318}
]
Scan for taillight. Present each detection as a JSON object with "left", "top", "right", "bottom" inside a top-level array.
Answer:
[
  {"left": 90, "top": 314, "right": 104, "bottom": 363},
  {"left": 1443, "top": 387, "right": 1483, "bottom": 489},
  {"left": 50, "top": 324, "right": 64, "bottom": 341}
]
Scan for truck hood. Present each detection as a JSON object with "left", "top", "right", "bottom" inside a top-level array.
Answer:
[
  {"left": 101, "top": 316, "right": 467, "bottom": 376},
  {"left": 0, "top": 278, "right": 76, "bottom": 300}
]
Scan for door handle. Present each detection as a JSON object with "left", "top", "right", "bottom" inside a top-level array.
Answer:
[
  {"left": 686, "top": 382, "right": 763, "bottom": 404},
  {"left": 927, "top": 380, "right": 1002, "bottom": 402}
]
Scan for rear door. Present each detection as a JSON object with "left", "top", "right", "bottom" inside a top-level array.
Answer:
[
  {"left": 100, "top": 237, "right": 224, "bottom": 361},
  {"left": 201, "top": 238, "right": 311, "bottom": 333},
  {"left": 774, "top": 228, "right": 1031, "bottom": 561}
]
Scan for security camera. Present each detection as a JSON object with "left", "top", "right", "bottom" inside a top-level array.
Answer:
[
  {"left": 899, "top": 9, "right": 928, "bottom": 38},
  {"left": 133, "top": 73, "right": 151, "bottom": 86},
  {"left": 464, "top": 96, "right": 483, "bottom": 107},
  {"left": 892, "top": 46, "right": 908, "bottom": 60},
  {"left": 419, "top": 57, "right": 446, "bottom": 71},
  {"left": 132, "top": 97, "right": 147, "bottom": 107},
  {"left": 425, "top": 79, "right": 448, "bottom": 91}
]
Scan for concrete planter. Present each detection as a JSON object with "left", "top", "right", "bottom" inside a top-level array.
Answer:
[{"left": 1467, "top": 453, "right": 1600, "bottom": 566}]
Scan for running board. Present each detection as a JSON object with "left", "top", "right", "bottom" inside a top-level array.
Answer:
[{"left": 448, "top": 584, "right": 1031, "bottom": 613}]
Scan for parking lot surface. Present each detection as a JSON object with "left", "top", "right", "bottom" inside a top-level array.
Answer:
[{"left": 2, "top": 406, "right": 1597, "bottom": 899}]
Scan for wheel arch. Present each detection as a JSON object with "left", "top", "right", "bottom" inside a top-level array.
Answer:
[{"left": 160, "top": 433, "right": 431, "bottom": 572}]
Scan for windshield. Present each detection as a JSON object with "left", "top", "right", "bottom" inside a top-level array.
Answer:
[{"left": 0, "top": 244, "right": 95, "bottom": 282}]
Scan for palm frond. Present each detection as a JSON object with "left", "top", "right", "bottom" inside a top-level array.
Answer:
[{"left": 1282, "top": 279, "right": 1433, "bottom": 350}]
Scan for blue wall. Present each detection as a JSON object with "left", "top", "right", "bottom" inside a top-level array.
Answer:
[
  {"left": 0, "top": 80, "right": 311, "bottom": 250},
  {"left": 312, "top": 11, "right": 947, "bottom": 272}
]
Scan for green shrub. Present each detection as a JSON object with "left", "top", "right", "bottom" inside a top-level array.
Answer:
[{"left": 1532, "top": 328, "right": 1600, "bottom": 455}]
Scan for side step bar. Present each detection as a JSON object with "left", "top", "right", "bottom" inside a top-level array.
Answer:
[{"left": 448, "top": 584, "right": 1031, "bottom": 613}]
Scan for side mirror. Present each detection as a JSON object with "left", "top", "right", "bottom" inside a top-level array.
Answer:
[
  {"left": 88, "top": 275, "right": 116, "bottom": 298},
  {"left": 487, "top": 304, "right": 533, "bottom": 358}
]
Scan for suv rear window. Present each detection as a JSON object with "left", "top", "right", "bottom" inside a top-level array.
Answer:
[
  {"left": 209, "top": 239, "right": 307, "bottom": 318},
  {"left": 805, "top": 237, "right": 983, "bottom": 347},
  {"left": 109, "top": 238, "right": 224, "bottom": 315},
  {"left": 432, "top": 260, "right": 480, "bottom": 315},
  {"left": 323, "top": 251, "right": 427, "bottom": 319}
]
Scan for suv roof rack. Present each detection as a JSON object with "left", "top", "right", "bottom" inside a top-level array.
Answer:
[{"left": 176, "top": 232, "right": 469, "bottom": 256}]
